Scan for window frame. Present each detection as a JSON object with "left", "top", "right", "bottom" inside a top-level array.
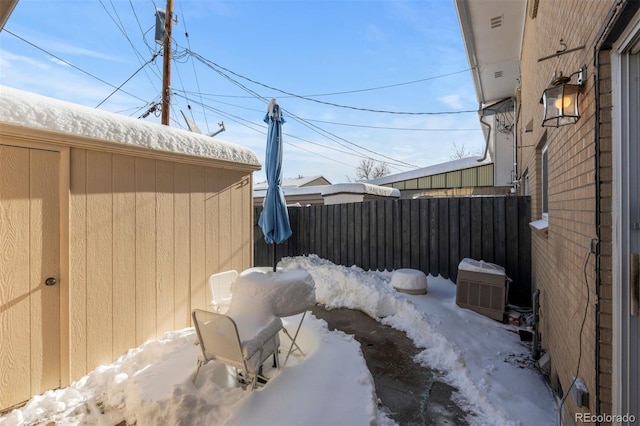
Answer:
[{"left": 541, "top": 143, "right": 549, "bottom": 220}]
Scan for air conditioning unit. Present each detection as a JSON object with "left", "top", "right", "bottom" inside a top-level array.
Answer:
[{"left": 456, "top": 258, "right": 508, "bottom": 322}]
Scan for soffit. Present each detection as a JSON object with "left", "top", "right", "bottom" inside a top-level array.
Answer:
[{"left": 455, "top": 0, "right": 526, "bottom": 105}]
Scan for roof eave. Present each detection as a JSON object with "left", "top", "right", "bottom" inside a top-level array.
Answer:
[
  {"left": 0, "top": 0, "right": 19, "bottom": 30},
  {"left": 454, "top": 0, "right": 526, "bottom": 106},
  {"left": 455, "top": 0, "right": 485, "bottom": 104}
]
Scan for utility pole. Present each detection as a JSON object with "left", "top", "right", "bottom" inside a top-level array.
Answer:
[{"left": 161, "top": 0, "right": 173, "bottom": 126}]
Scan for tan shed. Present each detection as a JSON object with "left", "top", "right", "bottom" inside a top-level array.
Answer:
[{"left": 0, "top": 86, "right": 260, "bottom": 411}]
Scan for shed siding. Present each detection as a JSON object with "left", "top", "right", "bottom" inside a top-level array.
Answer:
[
  {"left": 112, "top": 154, "right": 137, "bottom": 359},
  {"left": 156, "top": 160, "right": 176, "bottom": 336},
  {"left": 67, "top": 147, "right": 253, "bottom": 374},
  {"left": 0, "top": 123, "right": 257, "bottom": 409},
  {"left": 173, "top": 163, "right": 192, "bottom": 329},
  {"left": 85, "top": 150, "right": 114, "bottom": 368},
  {"left": 1, "top": 146, "right": 31, "bottom": 406},
  {"left": 189, "top": 166, "right": 206, "bottom": 313},
  {"left": 69, "top": 148, "right": 88, "bottom": 380}
]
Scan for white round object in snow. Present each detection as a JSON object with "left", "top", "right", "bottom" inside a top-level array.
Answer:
[{"left": 391, "top": 269, "right": 428, "bottom": 295}]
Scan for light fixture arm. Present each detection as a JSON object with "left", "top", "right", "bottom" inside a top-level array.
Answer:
[{"left": 575, "top": 65, "right": 587, "bottom": 86}]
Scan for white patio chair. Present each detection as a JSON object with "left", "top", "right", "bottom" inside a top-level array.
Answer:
[
  {"left": 208, "top": 270, "right": 238, "bottom": 313},
  {"left": 192, "top": 308, "right": 282, "bottom": 389}
]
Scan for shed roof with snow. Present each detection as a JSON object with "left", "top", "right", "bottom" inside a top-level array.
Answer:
[{"left": 0, "top": 86, "right": 259, "bottom": 167}]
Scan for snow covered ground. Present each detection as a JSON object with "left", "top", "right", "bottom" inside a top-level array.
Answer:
[{"left": 1, "top": 255, "right": 556, "bottom": 426}]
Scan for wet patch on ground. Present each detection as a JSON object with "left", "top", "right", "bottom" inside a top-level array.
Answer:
[{"left": 311, "top": 306, "right": 470, "bottom": 425}]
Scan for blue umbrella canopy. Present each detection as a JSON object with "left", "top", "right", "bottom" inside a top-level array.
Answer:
[{"left": 258, "top": 99, "right": 292, "bottom": 250}]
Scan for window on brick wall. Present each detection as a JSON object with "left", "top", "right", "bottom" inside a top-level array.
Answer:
[{"left": 528, "top": 143, "right": 549, "bottom": 237}]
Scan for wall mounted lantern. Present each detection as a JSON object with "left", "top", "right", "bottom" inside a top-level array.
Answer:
[{"left": 541, "top": 65, "right": 586, "bottom": 127}]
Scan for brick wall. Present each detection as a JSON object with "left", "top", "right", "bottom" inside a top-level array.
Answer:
[{"left": 517, "top": 0, "right": 616, "bottom": 422}]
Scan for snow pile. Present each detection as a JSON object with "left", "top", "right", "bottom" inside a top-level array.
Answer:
[
  {"left": 0, "top": 316, "right": 385, "bottom": 426},
  {"left": 280, "top": 256, "right": 404, "bottom": 319},
  {"left": 390, "top": 268, "right": 428, "bottom": 294},
  {"left": 1, "top": 255, "right": 555, "bottom": 426},
  {"left": 0, "top": 86, "right": 259, "bottom": 166},
  {"left": 232, "top": 267, "right": 316, "bottom": 317},
  {"left": 457, "top": 257, "right": 506, "bottom": 275}
]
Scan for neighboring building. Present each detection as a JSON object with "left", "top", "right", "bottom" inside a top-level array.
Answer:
[
  {"left": 253, "top": 176, "right": 399, "bottom": 207},
  {"left": 0, "top": 87, "right": 260, "bottom": 411},
  {"left": 253, "top": 175, "right": 331, "bottom": 206},
  {"left": 366, "top": 156, "right": 512, "bottom": 198},
  {"left": 254, "top": 175, "right": 331, "bottom": 191},
  {"left": 366, "top": 104, "right": 516, "bottom": 198},
  {"left": 321, "top": 183, "right": 400, "bottom": 205},
  {"left": 456, "top": 0, "right": 639, "bottom": 423}
]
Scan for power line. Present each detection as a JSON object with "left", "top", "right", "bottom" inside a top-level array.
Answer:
[
  {"left": 129, "top": 0, "right": 149, "bottom": 43},
  {"left": 283, "top": 140, "right": 356, "bottom": 169},
  {"left": 13, "top": 14, "right": 458, "bottom": 171},
  {"left": 172, "top": 92, "right": 407, "bottom": 172},
  {"left": 99, "top": 0, "right": 135, "bottom": 46},
  {"left": 96, "top": 53, "right": 158, "bottom": 108},
  {"left": 176, "top": 0, "right": 211, "bottom": 132},
  {"left": 186, "top": 50, "right": 478, "bottom": 116},
  {"left": 2, "top": 29, "right": 149, "bottom": 104},
  {"left": 305, "top": 119, "right": 482, "bottom": 132},
  {"left": 131, "top": 0, "right": 162, "bottom": 54},
  {"left": 283, "top": 69, "right": 471, "bottom": 98},
  {"left": 173, "top": 92, "right": 269, "bottom": 134},
  {"left": 179, "top": 52, "right": 421, "bottom": 168},
  {"left": 178, "top": 90, "right": 483, "bottom": 132},
  {"left": 99, "top": 0, "right": 160, "bottom": 87},
  {"left": 282, "top": 130, "right": 406, "bottom": 172},
  {"left": 178, "top": 53, "right": 405, "bottom": 167},
  {"left": 176, "top": 69, "right": 471, "bottom": 100},
  {"left": 181, "top": 90, "right": 263, "bottom": 112},
  {"left": 283, "top": 107, "right": 419, "bottom": 168},
  {"left": 127, "top": 0, "right": 164, "bottom": 83},
  {"left": 168, "top": 49, "right": 472, "bottom": 169}
]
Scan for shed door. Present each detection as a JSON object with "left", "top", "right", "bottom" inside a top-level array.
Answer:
[{"left": 0, "top": 145, "right": 61, "bottom": 410}]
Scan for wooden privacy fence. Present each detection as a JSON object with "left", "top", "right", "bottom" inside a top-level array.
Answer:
[{"left": 254, "top": 196, "right": 531, "bottom": 306}]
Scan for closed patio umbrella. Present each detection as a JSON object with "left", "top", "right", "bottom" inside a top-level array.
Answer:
[{"left": 258, "top": 98, "right": 292, "bottom": 271}]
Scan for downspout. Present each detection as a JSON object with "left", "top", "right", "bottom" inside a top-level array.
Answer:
[
  {"left": 457, "top": 0, "right": 490, "bottom": 165},
  {"left": 512, "top": 107, "right": 518, "bottom": 193},
  {"left": 532, "top": 289, "right": 541, "bottom": 359},
  {"left": 479, "top": 111, "right": 491, "bottom": 162}
]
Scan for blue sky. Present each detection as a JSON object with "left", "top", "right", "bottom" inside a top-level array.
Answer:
[{"left": 0, "top": 0, "right": 485, "bottom": 183}]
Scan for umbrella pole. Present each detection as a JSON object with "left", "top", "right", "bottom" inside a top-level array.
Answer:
[{"left": 272, "top": 244, "right": 277, "bottom": 272}]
